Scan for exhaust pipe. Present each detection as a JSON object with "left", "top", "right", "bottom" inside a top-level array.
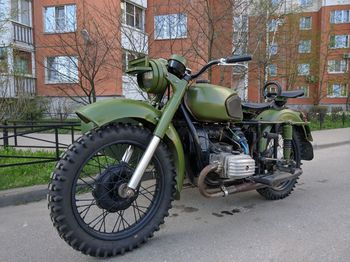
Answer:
[{"left": 197, "top": 164, "right": 264, "bottom": 198}]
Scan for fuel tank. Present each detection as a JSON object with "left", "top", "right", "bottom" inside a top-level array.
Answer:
[{"left": 185, "top": 83, "right": 243, "bottom": 122}]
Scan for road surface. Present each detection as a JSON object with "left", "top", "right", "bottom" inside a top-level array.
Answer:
[{"left": 0, "top": 144, "right": 350, "bottom": 262}]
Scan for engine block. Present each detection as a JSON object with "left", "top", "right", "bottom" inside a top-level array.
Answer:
[{"left": 210, "top": 153, "right": 255, "bottom": 179}]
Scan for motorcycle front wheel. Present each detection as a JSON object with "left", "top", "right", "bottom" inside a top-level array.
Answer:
[{"left": 48, "top": 123, "right": 176, "bottom": 257}]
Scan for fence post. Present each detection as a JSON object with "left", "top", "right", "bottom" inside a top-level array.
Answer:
[
  {"left": 71, "top": 125, "right": 75, "bottom": 144},
  {"left": 55, "top": 128, "right": 59, "bottom": 160},
  {"left": 319, "top": 113, "right": 325, "bottom": 130},
  {"left": 14, "top": 122, "right": 18, "bottom": 146},
  {"left": 343, "top": 112, "right": 345, "bottom": 127},
  {"left": 3, "top": 120, "right": 9, "bottom": 148},
  {"left": 30, "top": 113, "right": 34, "bottom": 131}
]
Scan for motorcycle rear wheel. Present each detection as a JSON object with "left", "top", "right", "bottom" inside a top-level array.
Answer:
[
  {"left": 256, "top": 128, "right": 301, "bottom": 200},
  {"left": 48, "top": 123, "right": 176, "bottom": 257}
]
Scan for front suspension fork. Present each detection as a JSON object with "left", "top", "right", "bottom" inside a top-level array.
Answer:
[{"left": 122, "top": 75, "right": 188, "bottom": 197}]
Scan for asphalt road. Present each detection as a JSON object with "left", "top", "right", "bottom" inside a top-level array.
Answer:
[{"left": 1, "top": 144, "right": 350, "bottom": 262}]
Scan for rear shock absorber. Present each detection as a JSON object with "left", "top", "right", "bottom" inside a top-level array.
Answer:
[{"left": 282, "top": 124, "right": 293, "bottom": 161}]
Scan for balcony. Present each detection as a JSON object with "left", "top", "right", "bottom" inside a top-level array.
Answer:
[
  {"left": 14, "top": 75, "right": 36, "bottom": 96},
  {"left": 121, "top": 25, "right": 148, "bottom": 54},
  {"left": 0, "top": 75, "right": 36, "bottom": 97},
  {"left": 12, "top": 21, "right": 33, "bottom": 46}
]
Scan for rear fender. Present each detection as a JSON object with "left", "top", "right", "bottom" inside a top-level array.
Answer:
[
  {"left": 76, "top": 98, "right": 185, "bottom": 197},
  {"left": 255, "top": 109, "right": 313, "bottom": 160}
]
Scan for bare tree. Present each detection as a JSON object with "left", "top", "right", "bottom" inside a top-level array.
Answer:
[
  {"left": 184, "top": 0, "right": 242, "bottom": 83},
  {"left": 245, "top": 0, "right": 300, "bottom": 101},
  {"left": 36, "top": 0, "right": 121, "bottom": 105}
]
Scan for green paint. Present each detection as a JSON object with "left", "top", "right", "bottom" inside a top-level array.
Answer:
[
  {"left": 154, "top": 74, "right": 188, "bottom": 138},
  {"left": 169, "top": 54, "right": 187, "bottom": 66},
  {"left": 185, "top": 83, "right": 241, "bottom": 122},
  {"left": 76, "top": 98, "right": 185, "bottom": 194},
  {"left": 125, "top": 56, "right": 152, "bottom": 75},
  {"left": 282, "top": 124, "right": 293, "bottom": 160},
  {"left": 282, "top": 124, "right": 293, "bottom": 140},
  {"left": 255, "top": 108, "right": 313, "bottom": 152},
  {"left": 140, "top": 59, "right": 168, "bottom": 94}
]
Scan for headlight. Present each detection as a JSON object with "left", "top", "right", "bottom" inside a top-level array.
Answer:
[
  {"left": 168, "top": 55, "right": 187, "bottom": 78},
  {"left": 141, "top": 71, "right": 154, "bottom": 89},
  {"left": 137, "top": 60, "right": 168, "bottom": 94}
]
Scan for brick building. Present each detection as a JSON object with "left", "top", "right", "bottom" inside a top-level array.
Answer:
[
  {"left": 0, "top": 0, "right": 349, "bottom": 113},
  {"left": 238, "top": 0, "right": 350, "bottom": 108}
]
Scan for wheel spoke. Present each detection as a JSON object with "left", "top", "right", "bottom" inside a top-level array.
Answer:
[{"left": 72, "top": 141, "right": 164, "bottom": 235}]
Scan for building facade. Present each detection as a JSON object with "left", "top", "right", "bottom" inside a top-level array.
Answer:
[
  {"left": 0, "top": 0, "right": 349, "bottom": 113},
  {"left": 0, "top": 0, "right": 35, "bottom": 98},
  {"left": 234, "top": 0, "right": 350, "bottom": 107}
]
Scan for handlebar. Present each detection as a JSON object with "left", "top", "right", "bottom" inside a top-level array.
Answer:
[
  {"left": 225, "top": 55, "right": 252, "bottom": 64},
  {"left": 190, "top": 55, "right": 252, "bottom": 80}
]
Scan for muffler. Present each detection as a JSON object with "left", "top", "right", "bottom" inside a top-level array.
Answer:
[
  {"left": 251, "top": 168, "right": 303, "bottom": 187},
  {"left": 197, "top": 164, "right": 264, "bottom": 198}
]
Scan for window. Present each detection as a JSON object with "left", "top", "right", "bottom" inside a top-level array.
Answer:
[
  {"left": 271, "top": 0, "right": 281, "bottom": 7},
  {"left": 298, "top": 86, "right": 309, "bottom": 98},
  {"left": 327, "top": 83, "right": 348, "bottom": 97},
  {"left": 299, "top": 40, "right": 311, "bottom": 53},
  {"left": 298, "top": 64, "right": 310, "bottom": 75},
  {"left": 44, "top": 5, "right": 76, "bottom": 33},
  {"left": 233, "top": 15, "right": 248, "bottom": 32},
  {"left": 300, "top": 17, "right": 312, "bottom": 30},
  {"left": 233, "top": 15, "right": 248, "bottom": 55},
  {"left": 121, "top": 1, "right": 144, "bottom": 30},
  {"left": 233, "top": 32, "right": 248, "bottom": 55},
  {"left": 154, "top": 13, "right": 187, "bottom": 40},
  {"left": 268, "top": 19, "right": 280, "bottom": 32},
  {"left": 330, "top": 10, "right": 350, "bottom": 24},
  {"left": 300, "top": 0, "right": 312, "bottom": 7},
  {"left": 0, "top": 1, "right": 5, "bottom": 20},
  {"left": 46, "top": 56, "right": 78, "bottom": 83},
  {"left": 330, "top": 35, "right": 350, "bottom": 49},
  {"left": 269, "top": 43, "right": 278, "bottom": 55},
  {"left": 0, "top": 47, "right": 8, "bottom": 73},
  {"left": 328, "top": 60, "right": 348, "bottom": 73},
  {"left": 11, "top": 0, "right": 31, "bottom": 26},
  {"left": 268, "top": 64, "right": 277, "bottom": 76},
  {"left": 13, "top": 51, "right": 31, "bottom": 74}
]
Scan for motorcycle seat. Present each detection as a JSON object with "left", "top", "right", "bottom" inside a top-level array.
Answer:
[
  {"left": 280, "top": 90, "right": 304, "bottom": 98},
  {"left": 242, "top": 102, "right": 271, "bottom": 110}
]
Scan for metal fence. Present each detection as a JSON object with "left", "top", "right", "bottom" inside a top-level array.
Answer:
[
  {"left": 0, "top": 120, "right": 81, "bottom": 168},
  {"left": 306, "top": 112, "right": 350, "bottom": 130}
]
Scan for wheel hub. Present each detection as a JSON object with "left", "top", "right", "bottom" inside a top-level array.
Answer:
[{"left": 92, "top": 163, "right": 138, "bottom": 212}]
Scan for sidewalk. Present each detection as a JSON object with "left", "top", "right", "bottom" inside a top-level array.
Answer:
[
  {"left": 1, "top": 127, "right": 349, "bottom": 207},
  {"left": 311, "top": 127, "right": 350, "bottom": 149}
]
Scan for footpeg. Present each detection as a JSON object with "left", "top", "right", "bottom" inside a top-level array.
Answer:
[{"left": 252, "top": 168, "right": 302, "bottom": 187}]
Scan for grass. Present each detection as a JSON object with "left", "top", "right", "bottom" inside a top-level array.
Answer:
[
  {"left": 309, "top": 115, "right": 350, "bottom": 131},
  {"left": 0, "top": 147, "right": 56, "bottom": 191},
  {"left": 0, "top": 146, "right": 117, "bottom": 191},
  {"left": 0, "top": 115, "right": 349, "bottom": 191}
]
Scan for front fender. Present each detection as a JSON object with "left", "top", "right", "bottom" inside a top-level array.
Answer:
[
  {"left": 76, "top": 98, "right": 185, "bottom": 196},
  {"left": 255, "top": 109, "right": 313, "bottom": 153}
]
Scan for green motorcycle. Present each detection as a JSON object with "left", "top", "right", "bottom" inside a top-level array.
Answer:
[{"left": 48, "top": 54, "right": 313, "bottom": 257}]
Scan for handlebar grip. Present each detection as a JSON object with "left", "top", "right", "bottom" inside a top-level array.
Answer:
[{"left": 225, "top": 55, "right": 252, "bottom": 63}]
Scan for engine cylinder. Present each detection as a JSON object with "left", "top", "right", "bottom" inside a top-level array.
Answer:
[{"left": 210, "top": 153, "right": 255, "bottom": 179}]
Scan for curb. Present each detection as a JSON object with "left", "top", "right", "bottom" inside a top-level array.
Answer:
[
  {"left": 312, "top": 140, "right": 350, "bottom": 150},
  {"left": 0, "top": 184, "right": 47, "bottom": 208},
  {"left": 0, "top": 140, "right": 349, "bottom": 208}
]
